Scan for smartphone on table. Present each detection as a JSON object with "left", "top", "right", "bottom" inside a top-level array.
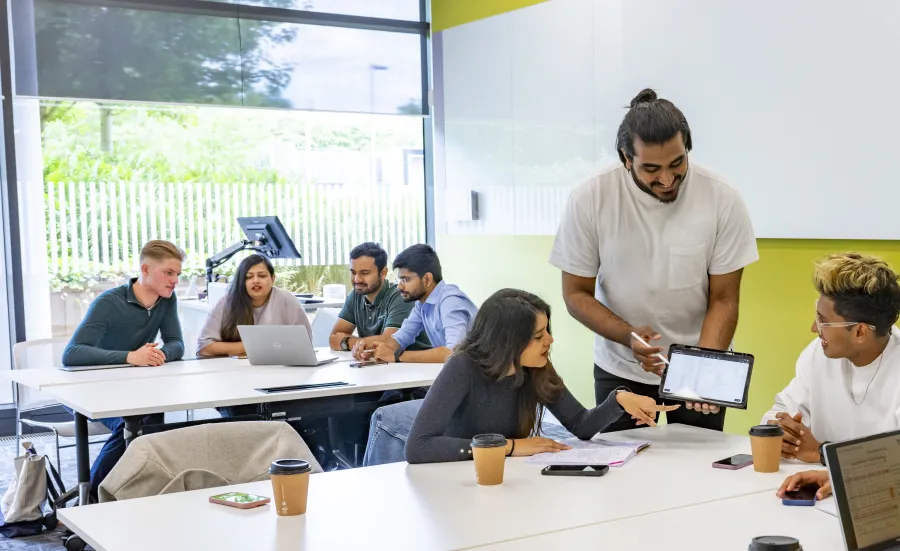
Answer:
[
  {"left": 209, "top": 492, "right": 271, "bottom": 509},
  {"left": 541, "top": 465, "right": 609, "bottom": 477},
  {"left": 782, "top": 484, "right": 819, "bottom": 506},
  {"left": 712, "top": 454, "right": 754, "bottom": 470}
]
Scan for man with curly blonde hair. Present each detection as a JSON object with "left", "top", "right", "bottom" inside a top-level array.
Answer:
[{"left": 762, "top": 253, "right": 900, "bottom": 468}]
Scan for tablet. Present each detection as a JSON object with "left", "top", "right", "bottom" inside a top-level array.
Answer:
[{"left": 657, "top": 345, "right": 754, "bottom": 409}]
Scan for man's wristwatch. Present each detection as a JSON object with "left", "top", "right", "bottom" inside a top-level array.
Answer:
[
  {"left": 394, "top": 348, "right": 403, "bottom": 363},
  {"left": 819, "top": 441, "right": 831, "bottom": 466},
  {"left": 340, "top": 336, "right": 351, "bottom": 352}
]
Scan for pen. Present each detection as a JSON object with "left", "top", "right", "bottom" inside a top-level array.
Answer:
[{"left": 629, "top": 332, "right": 670, "bottom": 366}]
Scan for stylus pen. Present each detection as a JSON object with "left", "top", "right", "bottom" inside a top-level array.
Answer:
[{"left": 630, "top": 332, "right": 670, "bottom": 366}]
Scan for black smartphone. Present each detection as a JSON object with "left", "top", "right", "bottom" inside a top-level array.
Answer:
[
  {"left": 540, "top": 465, "right": 609, "bottom": 477},
  {"left": 782, "top": 484, "right": 820, "bottom": 506}
]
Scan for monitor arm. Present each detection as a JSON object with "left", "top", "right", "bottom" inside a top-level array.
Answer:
[{"left": 205, "top": 240, "right": 261, "bottom": 283}]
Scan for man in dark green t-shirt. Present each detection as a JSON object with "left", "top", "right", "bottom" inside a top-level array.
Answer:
[{"left": 329, "top": 242, "right": 430, "bottom": 355}]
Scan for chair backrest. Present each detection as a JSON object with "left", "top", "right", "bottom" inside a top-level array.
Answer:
[
  {"left": 12, "top": 338, "right": 70, "bottom": 412},
  {"left": 99, "top": 421, "right": 322, "bottom": 502},
  {"left": 310, "top": 307, "right": 340, "bottom": 348}
]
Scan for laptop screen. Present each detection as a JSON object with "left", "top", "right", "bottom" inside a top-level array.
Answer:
[{"left": 829, "top": 432, "right": 900, "bottom": 551}]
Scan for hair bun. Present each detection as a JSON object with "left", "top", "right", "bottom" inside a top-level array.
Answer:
[{"left": 630, "top": 88, "right": 657, "bottom": 107}]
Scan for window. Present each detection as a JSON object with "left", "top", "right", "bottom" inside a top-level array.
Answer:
[
  {"left": 13, "top": 0, "right": 426, "bottom": 115},
  {"left": 199, "top": 0, "right": 422, "bottom": 21},
  {"left": 2, "top": 0, "right": 430, "bottom": 358},
  {"left": 28, "top": 100, "right": 426, "bottom": 337}
]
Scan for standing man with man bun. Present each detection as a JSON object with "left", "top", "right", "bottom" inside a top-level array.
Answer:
[{"left": 550, "top": 89, "right": 759, "bottom": 431}]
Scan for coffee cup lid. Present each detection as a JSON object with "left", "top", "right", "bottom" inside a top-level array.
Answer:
[
  {"left": 749, "top": 535, "right": 802, "bottom": 551},
  {"left": 749, "top": 425, "right": 784, "bottom": 437},
  {"left": 471, "top": 434, "right": 507, "bottom": 448},
  {"left": 269, "top": 458, "right": 311, "bottom": 475}
]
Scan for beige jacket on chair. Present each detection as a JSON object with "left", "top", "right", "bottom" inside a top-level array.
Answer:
[{"left": 99, "top": 421, "right": 322, "bottom": 502}]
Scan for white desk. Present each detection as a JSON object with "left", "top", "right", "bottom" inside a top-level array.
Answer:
[
  {"left": 2, "top": 356, "right": 256, "bottom": 390},
  {"left": 40, "top": 355, "right": 439, "bottom": 506},
  {"left": 45, "top": 360, "right": 440, "bottom": 419},
  {"left": 58, "top": 425, "right": 813, "bottom": 551},
  {"left": 478, "top": 491, "right": 843, "bottom": 551}
]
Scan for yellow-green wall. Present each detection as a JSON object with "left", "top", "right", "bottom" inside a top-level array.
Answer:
[
  {"left": 432, "top": 0, "right": 548, "bottom": 32},
  {"left": 431, "top": 0, "right": 900, "bottom": 434},
  {"left": 441, "top": 236, "right": 900, "bottom": 434}
]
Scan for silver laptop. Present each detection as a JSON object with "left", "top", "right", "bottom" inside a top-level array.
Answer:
[
  {"left": 826, "top": 429, "right": 900, "bottom": 551},
  {"left": 237, "top": 325, "right": 338, "bottom": 367}
]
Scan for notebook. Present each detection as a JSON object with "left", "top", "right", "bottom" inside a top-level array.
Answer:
[{"left": 526, "top": 438, "right": 651, "bottom": 467}]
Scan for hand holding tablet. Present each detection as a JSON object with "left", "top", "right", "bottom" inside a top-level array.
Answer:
[{"left": 657, "top": 344, "right": 755, "bottom": 410}]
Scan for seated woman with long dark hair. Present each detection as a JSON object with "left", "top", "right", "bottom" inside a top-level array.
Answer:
[
  {"left": 405, "top": 289, "right": 677, "bottom": 463},
  {"left": 197, "top": 254, "right": 312, "bottom": 358}
]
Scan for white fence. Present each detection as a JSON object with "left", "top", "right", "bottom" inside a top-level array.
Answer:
[{"left": 46, "top": 180, "right": 426, "bottom": 275}]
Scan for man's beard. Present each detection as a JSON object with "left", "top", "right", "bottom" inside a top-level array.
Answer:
[
  {"left": 402, "top": 289, "right": 425, "bottom": 303},
  {"left": 630, "top": 167, "right": 683, "bottom": 204},
  {"left": 354, "top": 279, "right": 383, "bottom": 296}
]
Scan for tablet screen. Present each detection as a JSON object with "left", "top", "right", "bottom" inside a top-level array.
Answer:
[{"left": 660, "top": 347, "right": 752, "bottom": 407}]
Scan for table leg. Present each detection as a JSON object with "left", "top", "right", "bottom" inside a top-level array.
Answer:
[
  {"left": 73, "top": 412, "right": 91, "bottom": 506},
  {"left": 123, "top": 416, "right": 141, "bottom": 448}
]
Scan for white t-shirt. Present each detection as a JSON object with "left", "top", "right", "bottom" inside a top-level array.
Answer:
[
  {"left": 761, "top": 328, "right": 900, "bottom": 443},
  {"left": 549, "top": 162, "right": 759, "bottom": 384}
]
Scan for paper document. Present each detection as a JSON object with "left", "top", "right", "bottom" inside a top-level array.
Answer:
[
  {"left": 526, "top": 438, "right": 650, "bottom": 467},
  {"left": 814, "top": 499, "right": 837, "bottom": 517}
]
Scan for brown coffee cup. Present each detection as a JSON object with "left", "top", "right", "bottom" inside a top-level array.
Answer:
[
  {"left": 269, "top": 459, "right": 312, "bottom": 516},
  {"left": 749, "top": 425, "right": 784, "bottom": 473},
  {"left": 471, "top": 434, "right": 507, "bottom": 486}
]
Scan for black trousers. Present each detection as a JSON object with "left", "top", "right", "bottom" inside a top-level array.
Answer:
[{"left": 594, "top": 365, "right": 725, "bottom": 433}]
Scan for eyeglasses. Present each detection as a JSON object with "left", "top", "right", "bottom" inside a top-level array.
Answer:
[{"left": 814, "top": 302, "right": 876, "bottom": 332}]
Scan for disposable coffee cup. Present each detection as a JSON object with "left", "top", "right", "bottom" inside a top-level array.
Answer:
[
  {"left": 269, "top": 459, "right": 312, "bottom": 516},
  {"left": 471, "top": 434, "right": 507, "bottom": 486},
  {"left": 749, "top": 425, "right": 784, "bottom": 473},
  {"left": 749, "top": 535, "right": 802, "bottom": 551}
]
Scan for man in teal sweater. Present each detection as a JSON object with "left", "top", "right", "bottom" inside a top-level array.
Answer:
[{"left": 63, "top": 240, "right": 186, "bottom": 499}]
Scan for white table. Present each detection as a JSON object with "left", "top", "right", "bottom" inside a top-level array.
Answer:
[
  {"left": 45, "top": 360, "right": 440, "bottom": 419},
  {"left": 40, "top": 355, "right": 439, "bottom": 506},
  {"left": 2, "top": 356, "right": 256, "bottom": 389},
  {"left": 478, "top": 491, "right": 843, "bottom": 550},
  {"left": 58, "top": 425, "right": 814, "bottom": 551}
]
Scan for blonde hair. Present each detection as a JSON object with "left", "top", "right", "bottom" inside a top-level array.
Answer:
[
  {"left": 140, "top": 240, "right": 186, "bottom": 264},
  {"left": 813, "top": 252, "right": 900, "bottom": 336},
  {"left": 814, "top": 253, "right": 897, "bottom": 296}
]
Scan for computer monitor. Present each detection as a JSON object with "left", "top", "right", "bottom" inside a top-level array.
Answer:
[
  {"left": 237, "top": 216, "right": 301, "bottom": 260},
  {"left": 826, "top": 429, "right": 900, "bottom": 551},
  {"left": 205, "top": 215, "right": 301, "bottom": 282}
]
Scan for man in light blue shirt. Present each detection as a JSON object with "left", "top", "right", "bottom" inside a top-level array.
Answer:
[
  {"left": 363, "top": 244, "right": 478, "bottom": 466},
  {"left": 370, "top": 244, "right": 478, "bottom": 364}
]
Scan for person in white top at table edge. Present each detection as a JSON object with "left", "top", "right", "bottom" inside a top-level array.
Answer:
[
  {"left": 197, "top": 253, "right": 312, "bottom": 418},
  {"left": 762, "top": 253, "right": 900, "bottom": 465},
  {"left": 549, "top": 88, "right": 758, "bottom": 432}
]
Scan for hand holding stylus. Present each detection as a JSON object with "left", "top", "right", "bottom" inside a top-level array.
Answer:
[{"left": 630, "top": 329, "right": 668, "bottom": 376}]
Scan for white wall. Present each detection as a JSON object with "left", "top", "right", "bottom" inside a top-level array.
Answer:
[{"left": 438, "top": 0, "right": 900, "bottom": 239}]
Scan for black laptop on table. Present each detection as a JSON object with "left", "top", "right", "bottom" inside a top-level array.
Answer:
[{"left": 826, "top": 429, "right": 900, "bottom": 551}]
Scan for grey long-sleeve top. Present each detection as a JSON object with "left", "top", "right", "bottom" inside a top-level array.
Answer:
[{"left": 405, "top": 354, "right": 626, "bottom": 464}]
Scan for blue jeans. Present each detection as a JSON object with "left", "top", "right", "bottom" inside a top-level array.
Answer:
[
  {"left": 362, "top": 400, "right": 423, "bottom": 467},
  {"left": 65, "top": 408, "right": 163, "bottom": 500}
]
